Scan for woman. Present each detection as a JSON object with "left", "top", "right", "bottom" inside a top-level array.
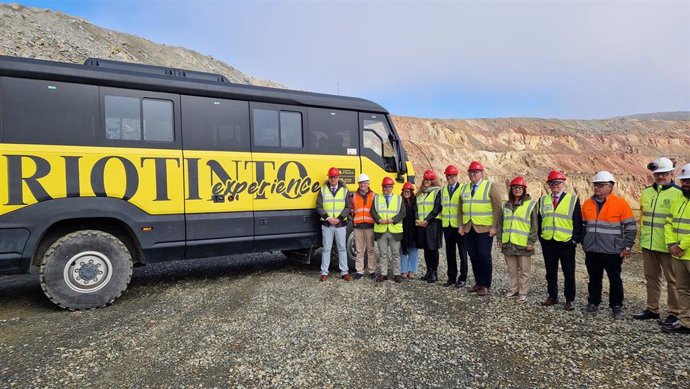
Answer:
[
  {"left": 400, "top": 182, "right": 419, "bottom": 279},
  {"left": 496, "top": 176, "right": 538, "bottom": 303},
  {"left": 416, "top": 170, "right": 443, "bottom": 283}
]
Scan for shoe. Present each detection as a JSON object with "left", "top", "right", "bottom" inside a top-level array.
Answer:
[
  {"left": 369, "top": 273, "right": 377, "bottom": 280},
  {"left": 376, "top": 275, "right": 388, "bottom": 282},
  {"left": 633, "top": 309, "right": 660, "bottom": 320},
  {"left": 612, "top": 305, "right": 625, "bottom": 319},
  {"left": 420, "top": 272, "right": 429, "bottom": 281},
  {"left": 477, "top": 287, "right": 489, "bottom": 296},
  {"left": 585, "top": 303, "right": 598, "bottom": 313},
  {"left": 443, "top": 280, "right": 455, "bottom": 287},
  {"left": 342, "top": 274, "right": 352, "bottom": 282},
  {"left": 661, "top": 322, "right": 690, "bottom": 334},
  {"left": 455, "top": 280, "right": 466, "bottom": 288},
  {"left": 353, "top": 273, "right": 363, "bottom": 280},
  {"left": 659, "top": 315, "right": 678, "bottom": 326},
  {"left": 319, "top": 275, "right": 328, "bottom": 282},
  {"left": 541, "top": 297, "right": 559, "bottom": 306},
  {"left": 467, "top": 285, "right": 480, "bottom": 293},
  {"left": 505, "top": 292, "right": 519, "bottom": 299},
  {"left": 564, "top": 301, "right": 575, "bottom": 311},
  {"left": 400, "top": 273, "right": 408, "bottom": 279},
  {"left": 407, "top": 272, "right": 416, "bottom": 279},
  {"left": 427, "top": 271, "right": 438, "bottom": 284},
  {"left": 517, "top": 295, "right": 527, "bottom": 303},
  {"left": 393, "top": 275, "right": 402, "bottom": 283}
]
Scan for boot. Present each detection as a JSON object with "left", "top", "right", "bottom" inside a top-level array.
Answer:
[
  {"left": 427, "top": 271, "right": 438, "bottom": 283},
  {"left": 420, "top": 271, "right": 430, "bottom": 281}
]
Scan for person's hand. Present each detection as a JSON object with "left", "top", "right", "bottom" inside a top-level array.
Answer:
[
  {"left": 489, "top": 227, "right": 497, "bottom": 237},
  {"left": 458, "top": 226, "right": 465, "bottom": 236},
  {"left": 526, "top": 244, "right": 534, "bottom": 251},
  {"left": 669, "top": 244, "right": 685, "bottom": 257},
  {"left": 328, "top": 217, "right": 339, "bottom": 226},
  {"left": 419, "top": 220, "right": 428, "bottom": 228},
  {"left": 620, "top": 247, "right": 631, "bottom": 261}
]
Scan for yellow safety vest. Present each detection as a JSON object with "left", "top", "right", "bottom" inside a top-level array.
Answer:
[
  {"left": 461, "top": 180, "right": 493, "bottom": 226},
  {"left": 417, "top": 188, "right": 442, "bottom": 221},
  {"left": 321, "top": 186, "right": 347, "bottom": 218},
  {"left": 502, "top": 199, "right": 536, "bottom": 246},
  {"left": 539, "top": 193, "right": 577, "bottom": 242},
  {"left": 665, "top": 195, "right": 690, "bottom": 260},
  {"left": 374, "top": 194, "right": 403, "bottom": 234},
  {"left": 640, "top": 184, "right": 682, "bottom": 251},
  {"left": 441, "top": 184, "right": 462, "bottom": 228}
]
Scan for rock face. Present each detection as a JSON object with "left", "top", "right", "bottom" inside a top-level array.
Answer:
[
  {"left": 0, "top": 3, "right": 282, "bottom": 87},
  {"left": 2, "top": 3, "right": 689, "bottom": 208},
  {"left": 392, "top": 116, "right": 690, "bottom": 208}
]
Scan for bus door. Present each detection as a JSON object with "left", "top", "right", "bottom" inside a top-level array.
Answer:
[
  {"left": 181, "top": 96, "right": 254, "bottom": 258},
  {"left": 359, "top": 113, "right": 406, "bottom": 190}
]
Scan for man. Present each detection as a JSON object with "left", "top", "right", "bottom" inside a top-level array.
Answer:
[
  {"left": 538, "top": 171, "right": 582, "bottom": 311},
  {"left": 315, "top": 167, "right": 351, "bottom": 282},
  {"left": 351, "top": 173, "right": 377, "bottom": 280},
  {"left": 634, "top": 157, "right": 682, "bottom": 325},
  {"left": 662, "top": 163, "right": 690, "bottom": 334},
  {"left": 581, "top": 171, "right": 636, "bottom": 318},
  {"left": 457, "top": 161, "right": 502, "bottom": 296},
  {"left": 371, "top": 177, "right": 406, "bottom": 283},
  {"left": 441, "top": 164, "right": 469, "bottom": 288}
]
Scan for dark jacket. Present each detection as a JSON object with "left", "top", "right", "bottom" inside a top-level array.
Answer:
[
  {"left": 315, "top": 180, "right": 350, "bottom": 228},
  {"left": 401, "top": 196, "right": 419, "bottom": 254},
  {"left": 416, "top": 187, "right": 443, "bottom": 251}
]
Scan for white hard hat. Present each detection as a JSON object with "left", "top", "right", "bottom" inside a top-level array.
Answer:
[
  {"left": 357, "top": 173, "right": 371, "bottom": 183},
  {"left": 593, "top": 171, "right": 616, "bottom": 183},
  {"left": 647, "top": 157, "right": 675, "bottom": 173},
  {"left": 678, "top": 163, "right": 690, "bottom": 180}
]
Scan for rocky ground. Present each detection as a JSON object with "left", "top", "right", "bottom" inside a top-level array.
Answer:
[{"left": 1, "top": 247, "right": 688, "bottom": 388}]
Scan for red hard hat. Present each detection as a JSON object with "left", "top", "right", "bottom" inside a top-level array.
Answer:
[
  {"left": 382, "top": 177, "right": 395, "bottom": 186},
  {"left": 444, "top": 165, "right": 459, "bottom": 175},
  {"left": 509, "top": 176, "right": 527, "bottom": 188},
  {"left": 423, "top": 170, "right": 436, "bottom": 180},
  {"left": 327, "top": 167, "right": 340, "bottom": 177},
  {"left": 402, "top": 182, "right": 415, "bottom": 191},
  {"left": 546, "top": 170, "right": 566, "bottom": 182},
  {"left": 468, "top": 161, "right": 484, "bottom": 171}
]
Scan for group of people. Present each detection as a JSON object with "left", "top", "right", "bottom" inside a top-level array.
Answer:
[{"left": 315, "top": 158, "right": 690, "bottom": 334}]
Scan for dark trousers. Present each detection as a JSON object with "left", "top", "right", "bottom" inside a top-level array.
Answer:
[
  {"left": 424, "top": 249, "right": 439, "bottom": 273},
  {"left": 443, "top": 227, "right": 468, "bottom": 283},
  {"left": 541, "top": 239, "right": 576, "bottom": 302},
  {"left": 585, "top": 252, "right": 624, "bottom": 308},
  {"left": 464, "top": 229, "right": 494, "bottom": 288}
]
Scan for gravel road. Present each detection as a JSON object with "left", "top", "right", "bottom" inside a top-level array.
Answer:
[{"left": 1, "top": 248, "right": 688, "bottom": 388}]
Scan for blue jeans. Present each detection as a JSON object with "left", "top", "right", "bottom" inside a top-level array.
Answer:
[
  {"left": 321, "top": 225, "right": 348, "bottom": 276},
  {"left": 400, "top": 245, "right": 419, "bottom": 274}
]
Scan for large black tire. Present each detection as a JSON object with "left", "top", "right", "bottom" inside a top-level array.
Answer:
[{"left": 39, "top": 230, "right": 133, "bottom": 310}]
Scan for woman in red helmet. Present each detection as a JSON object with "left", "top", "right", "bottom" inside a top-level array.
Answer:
[
  {"left": 400, "top": 182, "right": 419, "bottom": 279},
  {"left": 497, "top": 176, "right": 538, "bottom": 303},
  {"left": 416, "top": 170, "right": 443, "bottom": 283}
]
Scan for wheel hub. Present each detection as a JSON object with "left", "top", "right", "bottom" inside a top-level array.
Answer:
[{"left": 63, "top": 251, "right": 113, "bottom": 294}]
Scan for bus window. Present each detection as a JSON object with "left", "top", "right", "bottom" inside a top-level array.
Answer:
[
  {"left": 251, "top": 104, "right": 305, "bottom": 149},
  {"left": 180, "top": 96, "right": 249, "bottom": 151},
  {"left": 143, "top": 99, "right": 173, "bottom": 142},
  {"left": 307, "top": 108, "right": 357, "bottom": 154},
  {"left": 361, "top": 115, "right": 396, "bottom": 172},
  {"left": 105, "top": 95, "right": 141, "bottom": 140},
  {"left": 280, "top": 111, "right": 302, "bottom": 148}
]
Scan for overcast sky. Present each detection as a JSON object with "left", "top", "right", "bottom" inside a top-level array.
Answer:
[{"left": 15, "top": 0, "right": 690, "bottom": 119}]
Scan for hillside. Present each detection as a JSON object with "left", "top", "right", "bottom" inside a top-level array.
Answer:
[{"left": 2, "top": 2, "right": 689, "bottom": 208}]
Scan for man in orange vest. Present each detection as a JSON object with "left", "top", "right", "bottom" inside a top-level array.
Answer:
[
  {"left": 581, "top": 171, "right": 637, "bottom": 318},
  {"left": 352, "top": 173, "right": 377, "bottom": 279}
]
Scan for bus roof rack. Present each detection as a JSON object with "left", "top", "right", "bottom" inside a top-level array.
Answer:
[{"left": 84, "top": 57, "right": 228, "bottom": 83}]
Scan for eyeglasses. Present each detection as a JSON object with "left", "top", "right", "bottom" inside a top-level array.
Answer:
[
  {"left": 328, "top": 176, "right": 339, "bottom": 179},
  {"left": 382, "top": 185, "right": 393, "bottom": 189},
  {"left": 402, "top": 189, "right": 412, "bottom": 193},
  {"left": 445, "top": 174, "right": 457, "bottom": 178},
  {"left": 510, "top": 186, "right": 524, "bottom": 191},
  {"left": 468, "top": 170, "right": 482, "bottom": 175},
  {"left": 593, "top": 183, "right": 610, "bottom": 188},
  {"left": 653, "top": 172, "right": 670, "bottom": 177},
  {"left": 548, "top": 181, "right": 564, "bottom": 186}
]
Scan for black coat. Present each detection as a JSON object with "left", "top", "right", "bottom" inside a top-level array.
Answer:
[
  {"left": 415, "top": 188, "right": 443, "bottom": 251},
  {"left": 401, "top": 197, "right": 419, "bottom": 254}
]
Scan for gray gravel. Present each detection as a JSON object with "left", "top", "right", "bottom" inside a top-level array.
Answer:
[{"left": 1, "top": 248, "right": 688, "bottom": 388}]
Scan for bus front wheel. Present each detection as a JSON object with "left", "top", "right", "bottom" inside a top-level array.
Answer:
[{"left": 39, "top": 230, "right": 133, "bottom": 310}]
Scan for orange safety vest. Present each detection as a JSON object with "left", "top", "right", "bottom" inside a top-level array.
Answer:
[{"left": 352, "top": 191, "right": 375, "bottom": 225}]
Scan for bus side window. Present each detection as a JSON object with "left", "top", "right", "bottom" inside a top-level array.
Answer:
[
  {"left": 362, "top": 116, "right": 396, "bottom": 172},
  {"left": 251, "top": 105, "right": 305, "bottom": 149},
  {"left": 105, "top": 95, "right": 141, "bottom": 140},
  {"left": 180, "top": 95, "right": 249, "bottom": 151},
  {"left": 307, "top": 108, "right": 357, "bottom": 154},
  {"left": 143, "top": 99, "right": 173, "bottom": 142}
]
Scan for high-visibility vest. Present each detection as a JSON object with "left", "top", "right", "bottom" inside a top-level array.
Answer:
[
  {"left": 640, "top": 184, "right": 682, "bottom": 251},
  {"left": 321, "top": 186, "right": 347, "bottom": 218},
  {"left": 352, "top": 191, "right": 375, "bottom": 225},
  {"left": 374, "top": 194, "right": 404, "bottom": 234},
  {"left": 417, "top": 188, "right": 442, "bottom": 221},
  {"left": 539, "top": 193, "right": 577, "bottom": 242},
  {"left": 441, "top": 184, "right": 462, "bottom": 228},
  {"left": 665, "top": 195, "right": 690, "bottom": 260},
  {"left": 502, "top": 199, "right": 536, "bottom": 246},
  {"left": 460, "top": 180, "right": 493, "bottom": 226}
]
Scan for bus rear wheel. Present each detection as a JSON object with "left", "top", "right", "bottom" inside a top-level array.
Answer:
[{"left": 39, "top": 230, "right": 133, "bottom": 310}]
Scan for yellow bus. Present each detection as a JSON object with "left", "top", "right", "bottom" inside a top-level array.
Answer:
[{"left": 0, "top": 55, "right": 414, "bottom": 309}]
